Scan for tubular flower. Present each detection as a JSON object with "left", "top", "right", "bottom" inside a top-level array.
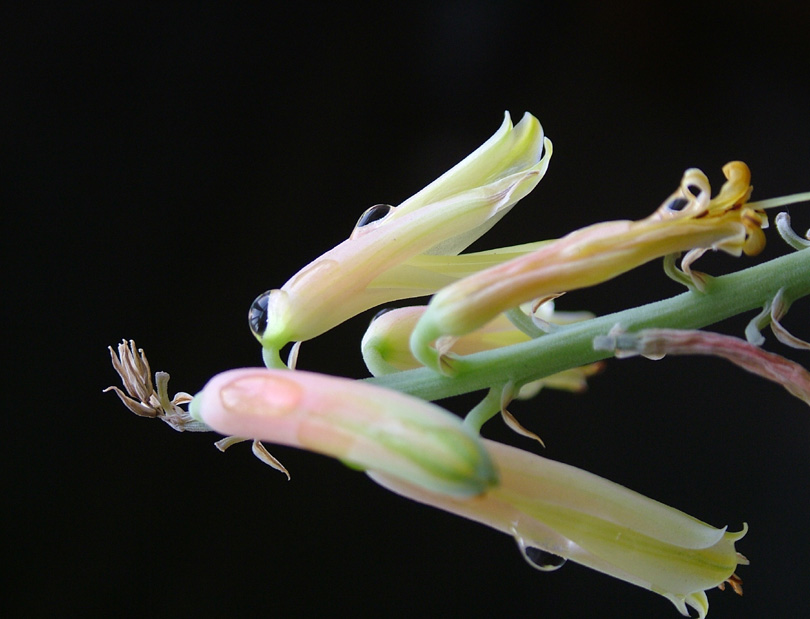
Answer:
[
  {"left": 411, "top": 161, "right": 768, "bottom": 373},
  {"left": 248, "top": 112, "right": 552, "bottom": 368},
  {"left": 594, "top": 326, "right": 810, "bottom": 406},
  {"left": 362, "top": 303, "right": 601, "bottom": 395},
  {"left": 189, "top": 368, "right": 498, "bottom": 497},
  {"left": 370, "top": 440, "right": 747, "bottom": 619}
]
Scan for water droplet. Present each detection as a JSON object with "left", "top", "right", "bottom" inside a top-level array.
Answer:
[
  {"left": 248, "top": 290, "right": 271, "bottom": 338},
  {"left": 666, "top": 197, "right": 689, "bottom": 212},
  {"left": 522, "top": 546, "right": 567, "bottom": 572},
  {"left": 355, "top": 203, "right": 393, "bottom": 228},
  {"left": 513, "top": 531, "right": 567, "bottom": 572},
  {"left": 370, "top": 307, "right": 395, "bottom": 323}
]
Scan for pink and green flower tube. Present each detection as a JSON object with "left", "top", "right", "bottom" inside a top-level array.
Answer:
[{"left": 189, "top": 367, "right": 498, "bottom": 497}]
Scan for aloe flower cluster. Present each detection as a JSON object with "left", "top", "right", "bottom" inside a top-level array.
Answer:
[{"left": 107, "top": 112, "right": 809, "bottom": 617}]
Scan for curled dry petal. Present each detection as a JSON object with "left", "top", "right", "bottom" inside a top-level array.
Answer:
[
  {"left": 213, "top": 436, "right": 292, "bottom": 480},
  {"left": 106, "top": 339, "right": 155, "bottom": 411},
  {"left": 774, "top": 211, "right": 810, "bottom": 250},
  {"left": 104, "top": 340, "right": 205, "bottom": 431},
  {"left": 743, "top": 288, "right": 810, "bottom": 350},
  {"left": 370, "top": 439, "right": 746, "bottom": 619},
  {"left": 411, "top": 162, "right": 767, "bottom": 374},
  {"left": 189, "top": 368, "right": 498, "bottom": 497},
  {"left": 769, "top": 288, "right": 810, "bottom": 350}
]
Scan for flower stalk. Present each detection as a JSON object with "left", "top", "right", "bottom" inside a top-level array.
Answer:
[{"left": 368, "top": 248, "right": 810, "bottom": 401}]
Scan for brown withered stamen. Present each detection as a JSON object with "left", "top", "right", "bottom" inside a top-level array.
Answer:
[{"left": 718, "top": 572, "right": 744, "bottom": 596}]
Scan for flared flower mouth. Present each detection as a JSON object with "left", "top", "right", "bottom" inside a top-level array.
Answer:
[{"left": 370, "top": 439, "right": 748, "bottom": 619}]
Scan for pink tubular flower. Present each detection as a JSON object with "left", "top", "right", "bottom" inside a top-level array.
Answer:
[
  {"left": 594, "top": 327, "right": 810, "bottom": 406},
  {"left": 189, "top": 368, "right": 498, "bottom": 497},
  {"left": 411, "top": 162, "right": 768, "bottom": 373}
]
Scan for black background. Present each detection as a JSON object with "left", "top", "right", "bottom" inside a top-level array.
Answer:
[{"left": 7, "top": 2, "right": 810, "bottom": 617}]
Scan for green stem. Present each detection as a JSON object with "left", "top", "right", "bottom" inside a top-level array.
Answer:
[
  {"left": 464, "top": 387, "right": 503, "bottom": 432},
  {"left": 505, "top": 307, "right": 548, "bottom": 338},
  {"left": 365, "top": 250, "right": 810, "bottom": 401}
]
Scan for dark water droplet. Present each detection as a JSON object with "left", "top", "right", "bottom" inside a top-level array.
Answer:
[
  {"left": 667, "top": 197, "right": 689, "bottom": 212},
  {"left": 512, "top": 529, "right": 568, "bottom": 573},
  {"left": 370, "top": 307, "right": 395, "bottom": 323},
  {"left": 248, "top": 291, "right": 271, "bottom": 338},
  {"left": 522, "top": 546, "right": 567, "bottom": 571},
  {"left": 355, "top": 203, "right": 393, "bottom": 228}
]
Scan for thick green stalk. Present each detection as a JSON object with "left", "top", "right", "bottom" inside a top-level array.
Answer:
[{"left": 365, "top": 250, "right": 809, "bottom": 401}]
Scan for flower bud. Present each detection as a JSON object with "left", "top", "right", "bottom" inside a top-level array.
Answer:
[{"left": 190, "top": 368, "right": 498, "bottom": 497}]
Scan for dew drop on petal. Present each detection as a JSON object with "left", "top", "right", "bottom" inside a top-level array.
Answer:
[
  {"left": 514, "top": 533, "right": 567, "bottom": 572},
  {"left": 248, "top": 290, "right": 271, "bottom": 338},
  {"left": 666, "top": 197, "right": 689, "bottom": 212},
  {"left": 370, "top": 307, "right": 395, "bottom": 323},
  {"left": 522, "top": 546, "right": 567, "bottom": 571},
  {"left": 355, "top": 203, "right": 393, "bottom": 228}
]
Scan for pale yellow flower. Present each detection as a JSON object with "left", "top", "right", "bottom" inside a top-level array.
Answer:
[
  {"left": 371, "top": 439, "right": 747, "bottom": 619},
  {"left": 247, "top": 112, "right": 552, "bottom": 367},
  {"left": 188, "top": 363, "right": 747, "bottom": 618}
]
